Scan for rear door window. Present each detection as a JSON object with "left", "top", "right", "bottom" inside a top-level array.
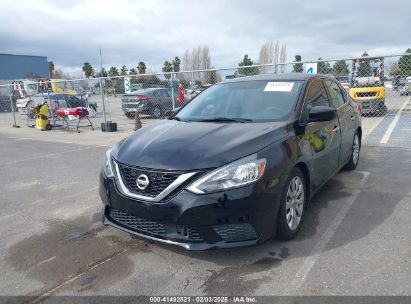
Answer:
[{"left": 325, "top": 80, "right": 346, "bottom": 108}]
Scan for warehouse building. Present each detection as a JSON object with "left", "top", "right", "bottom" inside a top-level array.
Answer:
[{"left": 0, "top": 53, "right": 48, "bottom": 81}]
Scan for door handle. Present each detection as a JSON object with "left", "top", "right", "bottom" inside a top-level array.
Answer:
[
  {"left": 333, "top": 126, "right": 340, "bottom": 132},
  {"left": 350, "top": 115, "right": 355, "bottom": 121}
]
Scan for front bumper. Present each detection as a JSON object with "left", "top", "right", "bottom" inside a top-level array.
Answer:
[
  {"left": 357, "top": 98, "right": 385, "bottom": 114},
  {"left": 99, "top": 170, "right": 281, "bottom": 250}
]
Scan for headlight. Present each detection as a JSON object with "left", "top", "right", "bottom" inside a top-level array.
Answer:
[
  {"left": 187, "top": 154, "right": 266, "bottom": 194},
  {"left": 103, "top": 149, "right": 114, "bottom": 178}
]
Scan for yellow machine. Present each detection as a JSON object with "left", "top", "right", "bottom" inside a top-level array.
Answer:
[
  {"left": 49, "top": 79, "right": 78, "bottom": 94},
  {"left": 35, "top": 103, "right": 52, "bottom": 131},
  {"left": 348, "top": 57, "right": 386, "bottom": 116}
]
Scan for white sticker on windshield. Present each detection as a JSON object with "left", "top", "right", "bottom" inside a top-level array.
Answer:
[{"left": 264, "top": 82, "right": 294, "bottom": 92}]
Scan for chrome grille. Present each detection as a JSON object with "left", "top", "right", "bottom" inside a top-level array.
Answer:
[{"left": 116, "top": 162, "right": 181, "bottom": 197}]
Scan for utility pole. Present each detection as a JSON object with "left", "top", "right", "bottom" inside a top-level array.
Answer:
[{"left": 99, "top": 46, "right": 107, "bottom": 125}]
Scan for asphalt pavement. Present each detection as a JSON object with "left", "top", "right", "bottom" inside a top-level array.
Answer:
[{"left": 0, "top": 134, "right": 410, "bottom": 300}]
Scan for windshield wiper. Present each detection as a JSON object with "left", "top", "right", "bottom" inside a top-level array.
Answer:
[
  {"left": 192, "top": 117, "right": 253, "bottom": 123},
  {"left": 168, "top": 116, "right": 181, "bottom": 121}
]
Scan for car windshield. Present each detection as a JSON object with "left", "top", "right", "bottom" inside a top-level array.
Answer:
[{"left": 176, "top": 80, "right": 302, "bottom": 122}]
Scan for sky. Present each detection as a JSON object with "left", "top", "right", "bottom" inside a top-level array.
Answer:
[{"left": 0, "top": 0, "right": 410, "bottom": 77}]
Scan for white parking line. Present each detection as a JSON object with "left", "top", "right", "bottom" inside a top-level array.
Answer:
[
  {"left": 285, "top": 171, "right": 370, "bottom": 295},
  {"left": 380, "top": 96, "right": 410, "bottom": 144}
]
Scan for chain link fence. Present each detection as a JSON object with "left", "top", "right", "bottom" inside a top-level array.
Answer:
[{"left": 0, "top": 53, "right": 410, "bottom": 146}]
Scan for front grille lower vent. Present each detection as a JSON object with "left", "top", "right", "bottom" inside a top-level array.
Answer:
[
  {"left": 108, "top": 208, "right": 166, "bottom": 236},
  {"left": 212, "top": 223, "right": 258, "bottom": 243},
  {"left": 107, "top": 208, "right": 203, "bottom": 241}
]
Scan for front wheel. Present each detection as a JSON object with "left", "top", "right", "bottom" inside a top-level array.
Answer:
[
  {"left": 151, "top": 106, "right": 162, "bottom": 119},
  {"left": 277, "top": 168, "right": 306, "bottom": 240},
  {"left": 125, "top": 112, "right": 135, "bottom": 119},
  {"left": 344, "top": 132, "right": 360, "bottom": 170}
]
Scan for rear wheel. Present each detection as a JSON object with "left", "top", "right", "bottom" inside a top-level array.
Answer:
[
  {"left": 152, "top": 106, "right": 162, "bottom": 119},
  {"left": 344, "top": 132, "right": 360, "bottom": 170},
  {"left": 125, "top": 112, "right": 135, "bottom": 119},
  {"left": 277, "top": 168, "right": 306, "bottom": 240}
]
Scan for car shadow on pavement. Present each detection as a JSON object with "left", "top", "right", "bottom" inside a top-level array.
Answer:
[{"left": 146, "top": 146, "right": 411, "bottom": 295}]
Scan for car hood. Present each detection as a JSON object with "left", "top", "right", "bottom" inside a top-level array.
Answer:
[{"left": 113, "top": 119, "right": 288, "bottom": 170}]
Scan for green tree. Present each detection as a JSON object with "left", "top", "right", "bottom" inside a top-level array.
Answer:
[
  {"left": 207, "top": 70, "right": 218, "bottom": 84},
  {"left": 293, "top": 55, "right": 303, "bottom": 73},
  {"left": 317, "top": 58, "right": 332, "bottom": 74},
  {"left": 398, "top": 48, "right": 411, "bottom": 76},
  {"left": 162, "top": 61, "right": 173, "bottom": 79},
  {"left": 129, "top": 68, "right": 137, "bottom": 75},
  {"left": 137, "top": 61, "right": 146, "bottom": 74},
  {"left": 82, "top": 62, "right": 94, "bottom": 78},
  {"left": 120, "top": 65, "right": 128, "bottom": 76},
  {"left": 332, "top": 60, "right": 349, "bottom": 76},
  {"left": 48, "top": 61, "right": 55, "bottom": 78},
  {"left": 356, "top": 52, "right": 372, "bottom": 77},
  {"left": 172, "top": 56, "right": 181, "bottom": 72},
  {"left": 238, "top": 54, "right": 258, "bottom": 75},
  {"left": 108, "top": 66, "right": 119, "bottom": 77}
]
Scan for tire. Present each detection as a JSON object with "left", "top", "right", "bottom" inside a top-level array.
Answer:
[
  {"left": 344, "top": 132, "right": 360, "bottom": 170},
  {"left": 125, "top": 112, "right": 135, "bottom": 119},
  {"left": 152, "top": 106, "right": 162, "bottom": 119},
  {"left": 376, "top": 103, "right": 387, "bottom": 116},
  {"left": 89, "top": 104, "right": 97, "bottom": 111},
  {"left": 277, "top": 167, "right": 306, "bottom": 241}
]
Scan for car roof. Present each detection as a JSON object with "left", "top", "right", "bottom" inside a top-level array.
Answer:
[
  {"left": 127, "top": 88, "right": 168, "bottom": 94},
  {"left": 221, "top": 73, "right": 325, "bottom": 84},
  {"left": 130, "top": 87, "right": 168, "bottom": 94}
]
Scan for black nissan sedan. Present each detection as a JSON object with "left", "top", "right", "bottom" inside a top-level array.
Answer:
[{"left": 99, "top": 74, "right": 361, "bottom": 250}]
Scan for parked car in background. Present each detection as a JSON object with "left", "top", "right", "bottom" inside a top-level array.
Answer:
[
  {"left": 399, "top": 77, "right": 411, "bottom": 96},
  {"left": 131, "top": 83, "right": 166, "bottom": 91},
  {"left": 392, "top": 76, "right": 406, "bottom": 91},
  {"left": 100, "top": 73, "right": 362, "bottom": 250},
  {"left": 121, "top": 88, "right": 185, "bottom": 119},
  {"left": 225, "top": 74, "right": 246, "bottom": 80},
  {"left": 186, "top": 84, "right": 212, "bottom": 100}
]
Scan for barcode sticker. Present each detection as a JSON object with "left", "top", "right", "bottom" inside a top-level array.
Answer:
[{"left": 264, "top": 82, "right": 294, "bottom": 92}]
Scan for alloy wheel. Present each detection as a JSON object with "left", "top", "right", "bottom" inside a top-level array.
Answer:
[
  {"left": 352, "top": 134, "right": 360, "bottom": 165},
  {"left": 153, "top": 107, "right": 161, "bottom": 118},
  {"left": 285, "top": 176, "right": 305, "bottom": 230}
]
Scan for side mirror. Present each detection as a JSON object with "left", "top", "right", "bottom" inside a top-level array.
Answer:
[{"left": 308, "top": 106, "right": 336, "bottom": 122}]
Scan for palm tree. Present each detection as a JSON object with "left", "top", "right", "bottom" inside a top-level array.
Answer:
[
  {"left": 48, "top": 61, "right": 55, "bottom": 78},
  {"left": 129, "top": 68, "right": 137, "bottom": 75},
  {"left": 172, "top": 56, "right": 181, "bottom": 72},
  {"left": 137, "top": 61, "right": 146, "bottom": 74},
  {"left": 162, "top": 61, "right": 173, "bottom": 79},
  {"left": 82, "top": 62, "right": 94, "bottom": 78}
]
